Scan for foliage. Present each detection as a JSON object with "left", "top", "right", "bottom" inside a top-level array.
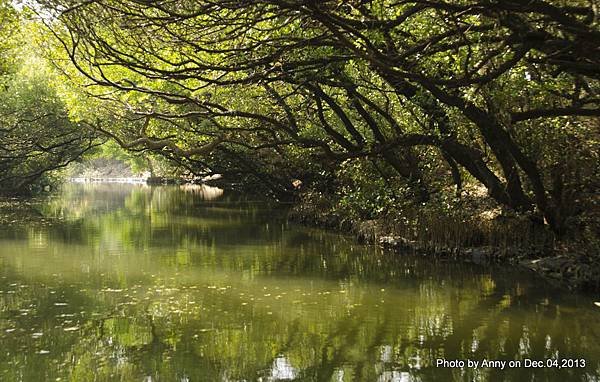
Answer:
[
  {"left": 0, "top": 0, "right": 18, "bottom": 77},
  {"left": 0, "top": 5, "right": 100, "bottom": 194},
  {"left": 0, "top": 65, "right": 98, "bottom": 193},
  {"left": 5, "top": 0, "right": 600, "bottom": 235}
]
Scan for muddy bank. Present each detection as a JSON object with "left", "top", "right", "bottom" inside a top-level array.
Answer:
[
  {"left": 376, "top": 235, "right": 600, "bottom": 291},
  {"left": 289, "top": 203, "right": 600, "bottom": 292}
]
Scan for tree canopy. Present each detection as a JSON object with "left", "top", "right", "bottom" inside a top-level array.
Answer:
[
  {"left": 2, "top": 0, "right": 599, "bottom": 235},
  {"left": 0, "top": 2, "right": 99, "bottom": 193}
]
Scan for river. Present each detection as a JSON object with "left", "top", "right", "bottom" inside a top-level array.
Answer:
[{"left": 0, "top": 183, "right": 598, "bottom": 381}]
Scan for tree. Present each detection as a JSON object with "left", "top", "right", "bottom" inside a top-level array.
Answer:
[
  {"left": 0, "top": 4, "right": 99, "bottom": 194},
  {"left": 36, "top": 0, "right": 599, "bottom": 233},
  {"left": 0, "top": 68, "right": 100, "bottom": 193}
]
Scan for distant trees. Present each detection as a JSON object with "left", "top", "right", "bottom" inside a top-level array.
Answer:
[{"left": 31, "top": 0, "right": 600, "bottom": 233}]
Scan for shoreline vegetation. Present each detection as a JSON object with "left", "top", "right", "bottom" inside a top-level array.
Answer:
[{"left": 288, "top": 190, "right": 600, "bottom": 292}]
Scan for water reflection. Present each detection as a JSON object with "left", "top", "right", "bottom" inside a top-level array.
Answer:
[{"left": 0, "top": 184, "right": 599, "bottom": 381}]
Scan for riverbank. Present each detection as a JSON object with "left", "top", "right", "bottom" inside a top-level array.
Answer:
[{"left": 289, "top": 192, "right": 600, "bottom": 292}]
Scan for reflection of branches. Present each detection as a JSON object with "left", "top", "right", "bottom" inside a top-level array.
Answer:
[{"left": 143, "top": 303, "right": 169, "bottom": 353}]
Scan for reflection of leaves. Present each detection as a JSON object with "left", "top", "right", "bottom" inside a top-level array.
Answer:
[
  {"left": 0, "top": 198, "right": 61, "bottom": 227},
  {"left": 3, "top": 184, "right": 600, "bottom": 380},
  {"left": 102, "top": 317, "right": 153, "bottom": 347}
]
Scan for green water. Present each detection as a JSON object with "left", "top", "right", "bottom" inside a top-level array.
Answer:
[{"left": 0, "top": 184, "right": 599, "bottom": 382}]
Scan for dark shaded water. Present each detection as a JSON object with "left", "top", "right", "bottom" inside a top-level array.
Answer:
[{"left": 0, "top": 183, "right": 599, "bottom": 381}]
